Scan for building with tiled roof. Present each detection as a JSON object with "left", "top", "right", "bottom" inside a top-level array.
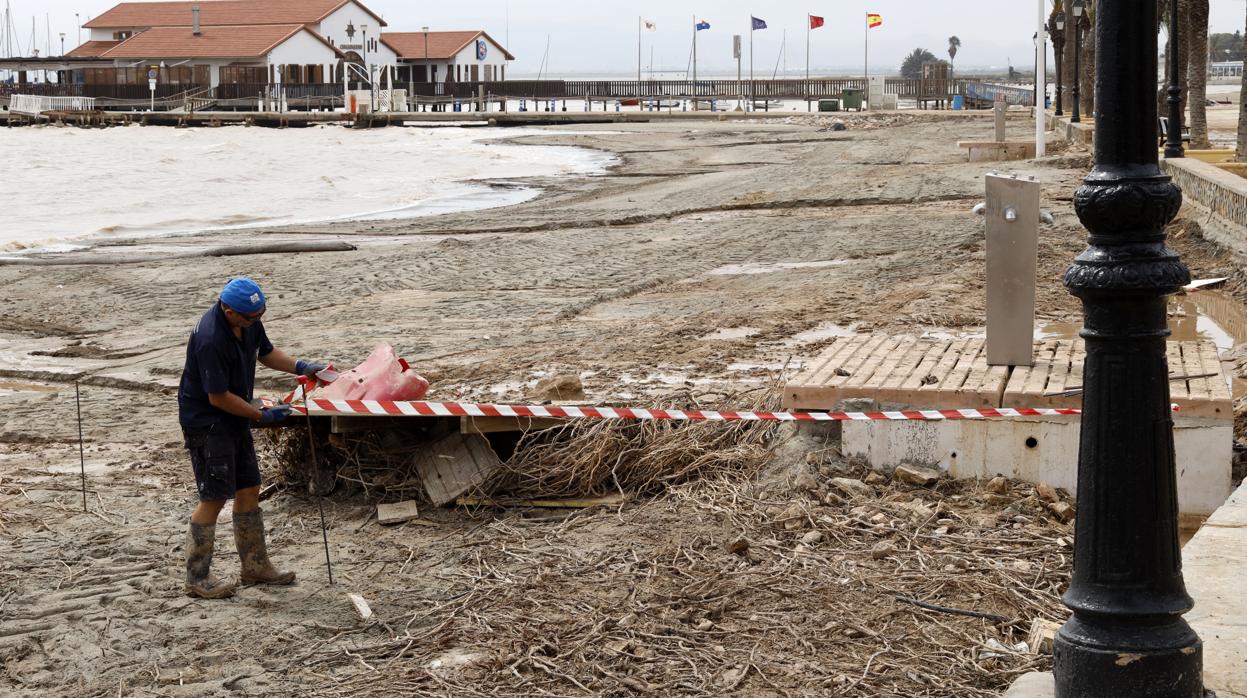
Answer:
[
  {"left": 382, "top": 31, "right": 513, "bottom": 83},
  {"left": 65, "top": 0, "right": 513, "bottom": 91}
]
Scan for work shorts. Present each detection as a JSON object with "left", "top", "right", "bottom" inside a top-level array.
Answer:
[{"left": 184, "top": 426, "right": 261, "bottom": 501}]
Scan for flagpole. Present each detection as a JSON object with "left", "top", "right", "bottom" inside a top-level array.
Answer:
[
  {"left": 864, "top": 15, "right": 869, "bottom": 108},
  {"left": 637, "top": 16, "right": 642, "bottom": 105},
  {"left": 749, "top": 20, "right": 754, "bottom": 109},
  {"left": 692, "top": 14, "right": 698, "bottom": 110},
  {"left": 806, "top": 15, "right": 811, "bottom": 111}
]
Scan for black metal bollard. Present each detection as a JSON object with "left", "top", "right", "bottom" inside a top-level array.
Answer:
[
  {"left": 1054, "top": 0, "right": 1209, "bottom": 696},
  {"left": 1164, "top": 0, "right": 1185, "bottom": 159}
]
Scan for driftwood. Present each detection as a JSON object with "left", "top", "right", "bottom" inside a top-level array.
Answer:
[{"left": 0, "top": 240, "right": 356, "bottom": 266}]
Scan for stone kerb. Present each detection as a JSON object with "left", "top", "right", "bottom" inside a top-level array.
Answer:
[{"left": 1163, "top": 156, "right": 1247, "bottom": 258}]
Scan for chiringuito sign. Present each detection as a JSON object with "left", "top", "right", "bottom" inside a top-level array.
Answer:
[{"left": 476, "top": 39, "right": 487, "bottom": 60}]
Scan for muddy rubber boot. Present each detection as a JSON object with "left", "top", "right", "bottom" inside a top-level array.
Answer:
[
  {"left": 234, "top": 509, "right": 296, "bottom": 586},
  {"left": 185, "top": 522, "right": 237, "bottom": 599}
]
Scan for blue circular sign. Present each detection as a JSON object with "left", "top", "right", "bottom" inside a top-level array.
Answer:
[{"left": 476, "top": 40, "right": 487, "bottom": 61}]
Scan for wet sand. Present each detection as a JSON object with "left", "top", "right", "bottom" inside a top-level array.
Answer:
[{"left": 1, "top": 112, "right": 1243, "bottom": 696}]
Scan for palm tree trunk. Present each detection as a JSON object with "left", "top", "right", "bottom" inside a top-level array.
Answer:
[
  {"left": 1236, "top": 6, "right": 1247, "bottom": 160},
  {"left": 1080, "top": 9, "right": 1096, "bottom": 117},
  {"left": 1158, "top": 0, "right": 1171, "bottom": 117},
  {"left": 1188, "top": 0, "right": 1211, "bottom": 148},
  {"left": 1179, "top": 0, "right": 1190, "bottom": 128}
]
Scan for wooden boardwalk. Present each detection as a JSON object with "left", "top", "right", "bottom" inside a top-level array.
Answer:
[{"left": 785, "top": 336, "right": 1234, "bottom": 419}]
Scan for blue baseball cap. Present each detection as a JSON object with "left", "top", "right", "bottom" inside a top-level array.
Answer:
[{"left": 219, "top": 277, "right": 266, "bottom": 314}]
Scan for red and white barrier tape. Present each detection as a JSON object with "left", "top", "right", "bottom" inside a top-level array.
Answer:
[{"left": 291, "top": 398, "right": 1087, "bottom": 423}]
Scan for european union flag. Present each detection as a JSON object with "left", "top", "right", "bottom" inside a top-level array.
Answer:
[
  {"left": 751, "top": 16, "right": 767, "bottom": 30},
  {"left": 696, "top": 20, "right": 711, "bottom": 31}
]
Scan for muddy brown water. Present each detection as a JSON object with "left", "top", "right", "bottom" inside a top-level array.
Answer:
[{"left": 1041, "top": 289, "right": 1247, "bottom": 396}]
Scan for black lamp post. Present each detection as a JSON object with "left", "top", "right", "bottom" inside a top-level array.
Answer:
[
  {"left": 1051, "top": 13, "right": 1065, "bottom": 116},
  {"left": 1165, "top": 0, "right": 1185, "bottom": 158},
  {"left": 1070, "top": 0, "right": 1084, "bottom": 123},
  {"left": 1053, "top": 0, "right": 1210, "bottom": 695}
]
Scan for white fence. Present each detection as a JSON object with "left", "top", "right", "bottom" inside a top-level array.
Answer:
[{"left": 9, "top": 94, "right": 97, "bottom": 117}]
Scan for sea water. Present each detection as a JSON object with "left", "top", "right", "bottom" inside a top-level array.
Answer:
[{"left": 0, "top": 124, "right": 615, "bottom": 252}]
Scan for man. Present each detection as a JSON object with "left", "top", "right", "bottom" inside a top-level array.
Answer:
[{"left": 178, "top": 277, "right": 326, "bottom": 599}]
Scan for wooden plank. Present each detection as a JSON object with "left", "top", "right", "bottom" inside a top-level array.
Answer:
[
  {"left": 911, "top": 337, "right": 970, "bottom": 393},
  {"left": 827, "top": 334, "right": 892, "bottom": 388},
  {"left": 899, "top": 339, "right": 955, "bottom": 390},
  {"left": 376, "top": 500, "right": 421, "bottom": 526},
  {"left": 455, "top": 494, "right": 627, "bottom": 509},
  {"left": 961, "top": 340, "right": 1010, "bottom": 408},
  {"left": 414, "top": 432, "right": 502, "bottom": 506},
  {"left": 850, "top": 336, "right": 905, "bottom": 389},
  {"left": 1167, "top": 339, "right": 1197, "bottom": 403},
  {"left": 1198, "top": 341, "right": 1234, "bottom": 403},
  {"left": 1023, "top": 341, "right": 1059, "bottom": 394},
  {"left": 797, "top": 336, "right": 866, "bottom": 387},
  {"left": 939, "top": 338, "right": 986, "bottom": 392},
  {"left": 889, "top": 339, "right": 961, "bottom": 405},
  {"left": 1187, "top": 341, "right": 1234, "bottom": 419},
  {"left": 784, "top": 335, "right": 890, "bottom": 409},
  {"left": 1167, "top": 342, "right": 1192, "bottom": 404},
  {"left": 875, "top": 339, "right": 933, "bottom": 402},
  {"left": 795, "top": 335, "right": 871, "bottom": 388},
  {"left": 347, "top": 593, "right": 374, "bottom": 621},
  {"left": 862, "top": 336, "right": 919, "bottom": 391},
  {"left": 461, "top": 415, "right": 567, "bottom": 435},
  {"left": 1047, "top": 339, "right": 1079, "bottom": 397}
]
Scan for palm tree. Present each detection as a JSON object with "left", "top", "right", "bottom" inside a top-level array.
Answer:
[
  {"left": 1188, "top": 0, "right": 1211, "bottom": 148},
  {"left": 900, "top": 48, "right": 939, "bottom": 80},
  {"left": 947, "top": 35, "right": 960, "bottom": 79},
  {"left": 1236, "top": 6, "right": 1247, "bottom": 159}
]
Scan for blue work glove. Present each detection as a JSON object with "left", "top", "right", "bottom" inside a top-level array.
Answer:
[
  {"left": 258, "top": 404, "right": 293, "bottom": 424},
  {"left": 295, "top": 359, "right": 327, "bottom": 378}
]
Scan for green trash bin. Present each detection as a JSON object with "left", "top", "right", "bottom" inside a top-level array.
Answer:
[
  {"left": 818, "top": 99, "right": 840, "bottom": 112},
  {"left": 841, "top": 88, "right": 864, "bottom": 111}
]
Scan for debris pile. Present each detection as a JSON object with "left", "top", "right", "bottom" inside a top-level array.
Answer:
[
  {"left": 284, "top": 464, "right": 1074, "bottom": 696},
  {"left": 265, "top": 389, "right": 781, "bottom": 502}
]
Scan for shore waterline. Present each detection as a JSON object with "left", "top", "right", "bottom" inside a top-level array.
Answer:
[{"left": 0, "top": 124, "right": 615, "bottom": 252}]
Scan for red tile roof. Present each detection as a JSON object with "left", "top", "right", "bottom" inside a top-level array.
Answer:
[
  {"left": 100, "top": 24, "right": 341, "bottom": 59},
  {"left": 66, "top": 40, "right": 121, "bottom": 58},
  {"left": 381, "top": 31, "right": 514, "bottom": 61},
  {"left": 85, "top": 0, "right": 385, "bottom": 30}
]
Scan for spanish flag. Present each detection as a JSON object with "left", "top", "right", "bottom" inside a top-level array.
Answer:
[{"left": 867, "top": 13, "right": 883, "bottom": 28}]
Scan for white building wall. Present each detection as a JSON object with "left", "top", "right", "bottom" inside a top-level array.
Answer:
[
  {"left": 267, "top": 29, "right": 341, "bottom": 68},
  {"left": 450, "top": 37, "right": 508, "bottom": 81},
  {"left": 317, "top": 2, "right": 396, "bottom": 67}
]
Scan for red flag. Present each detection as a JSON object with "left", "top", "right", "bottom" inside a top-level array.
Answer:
[{"left": 810, "top": 15, "right": 825, "bottom": 30}]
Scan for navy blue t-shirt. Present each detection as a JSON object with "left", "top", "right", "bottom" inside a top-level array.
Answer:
[{"left": 178, "top": 303, "right": 274, "bottom": 430}]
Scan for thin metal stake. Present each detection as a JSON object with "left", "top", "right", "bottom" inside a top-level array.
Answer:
[
  {"left": 75, "top": 382, "right": 86, "bottom": 513},
  {"left": 302, "top": 389, "right": 334, "bottom": 585}
]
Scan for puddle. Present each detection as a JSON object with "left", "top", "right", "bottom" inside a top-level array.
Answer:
[
  {"left": 701, "top": 327, "right": 760, "bottom": 341},
  {"left": 728, "top": 361, "right": 803, "bottom": 372},
  {"left": 0, "top": 380, "right": 62, "bottom": 395},
  {"left": 707, "top": 260, "right": 849, "bottom": 276},
  {"left": 785, "top": 323, "right": 859, "bottom": 345},
  {"left": 1040, "top": 290, "right": 1247, "bottom": 395}
]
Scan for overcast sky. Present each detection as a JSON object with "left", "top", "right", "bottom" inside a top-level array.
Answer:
[{"left": 5, "top": 0, "right": 1247, "bottom": 75}]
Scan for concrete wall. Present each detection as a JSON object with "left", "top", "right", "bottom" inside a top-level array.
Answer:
[
  {"left": 1163, "top": 156, "right": 1247, "bottom": 259},
  {"left": 841, "top": 416, "right": 1233, "bottom": 516}
]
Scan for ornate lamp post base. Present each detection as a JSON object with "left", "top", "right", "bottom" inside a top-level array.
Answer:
[{"left": 1053, "top": 0, "right": 1210, "bottom": 695}]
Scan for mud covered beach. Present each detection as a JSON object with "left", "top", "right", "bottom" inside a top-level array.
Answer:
[{"left": 1, "top": 114, "right": 1244, "bottom": 696}]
